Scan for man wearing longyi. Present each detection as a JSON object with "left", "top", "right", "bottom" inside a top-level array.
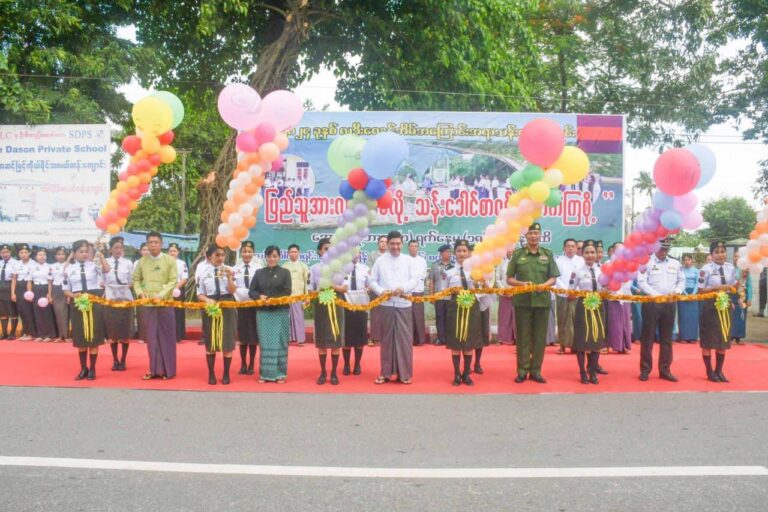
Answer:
[{"left": 506, "top": 223, "right": 560, "bottom": 383}]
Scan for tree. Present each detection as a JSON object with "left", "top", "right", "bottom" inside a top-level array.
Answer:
[
  {"left": 0, "top": 0, "right": 153, "bottom": 125},
  {"left": 700, "top": 196, "right": 756, "bottom": 242},
  {"left": 671, "top": 230, "right": 705, "bottom": 249},
  {"left": 633, "top": 171, "right": 655, "bottom": 199}
]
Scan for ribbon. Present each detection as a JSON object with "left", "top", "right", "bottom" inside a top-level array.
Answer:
[
  {"left": 582, "top": 292, "right": 604, "bottom": 344},
  {"left": 74, "top": 294, "right": 94, "bottom": 343},
  {"left": 205, "top": 302, "right": 223, "bottom": 352},
  {"left": 455, "top": 290, "right": 476, "bottom": 342},
  {"left": 318, "top": 288, "right": 340, "bottom": 340},
  {"left": 715, "top": 292, "right": 731, "bottom": 344}
]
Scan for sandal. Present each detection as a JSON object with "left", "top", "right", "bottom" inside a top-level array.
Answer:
[
  {"left": 258, "top": 379, "right": 265, "bottom": 383},
  {"left": 557, "top": 348, "right": 565, "bottom": 354},
  {"left": 276, "top": 379, "right": 286, "bottom": 384},
  {"left": 374, "top": 376, "right": 389, "bottom": 385},
  {"left": 400, "top": 379, "right": 412, "bottom": 385},
  {"left": 142, "top": 373, "right": 156, "bottom": 380}
]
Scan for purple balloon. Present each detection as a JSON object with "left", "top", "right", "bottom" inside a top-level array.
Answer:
[
  {"left": 332, "top": 273, "right": 345, "bottom": 286},
  {"left": 353, "top": 203, "right": 368, "bottom": 216},
  {"left": 327, "top": 246, "right": 338, "bottom": 259},
  {"left": 597, "top": 274, "right": 610, "bottom": 286},
  {"left": 347, "top": 235, "right": 360, "bottom": 246},
  {"left": 614, "top": 271, "right": 628, "bottom": 282},
  {"left": 648, "top": 240, "right": 661, "bottom": 253},
  {"left": 335, "top": 241, "right": 348, "bottom": 254},
  {"left": 648, "top": 207, "right": 662, "bottom": 221},
  {"left": 360, "top": 227, "right": 370, "bottom": 237},
  {"left": 633, "top": 246, "right": 647, "bottom": 258},
  {"left": 342, "top": 262, "right": 354, "bottom": 274},
  {"left": 614, "top": 248, "right": 627, "bottom": 260},
  {"left": 343, "top": 209, "right": 355, "bottom": 222}
]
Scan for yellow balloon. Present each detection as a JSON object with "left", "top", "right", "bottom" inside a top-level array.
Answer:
[
  {"left": 141, "top": 134, "right": 161, "bottom": 154},
  {"left": 507, "top": 221, "right": 520, "bottom": 235},
  {"left": 543, "top": 168, "right": 564, "bottom": 188},
  {"left": 149, "top": 166, "right": 159, "bottom": 177},
  {"left": 520, "top": 214, "right": 533, "bottom": 227},
  {"left": 132, "top": 97, "right": 173, "bottom": 136},
  {"left": 107, "top": 224, "right": 120, "bottom": 235},
  {"left": 508, "top": 193, "right": 521, "bottom": 207},
  {"left": 470, "top": 269, "right": 484, "bottom": 281},
  {"left": 116, "top": 181, "right": 129, "bottom": 193},
  {"left": 553, "top": 146, "right": 590, "bottom": 185},
  {"left": 531, "top": 207, "right": 543, "bottom": 218},
  {"left": 129, "top": 200, "right": 139, "bottom": 210},
  {"left": 106, "top": 198, "right": 118, "bottom": 210},
  {"left": 159, "top": 145, "right": 177, "bottom": 164},
  {"left": 138, "top": 172, "right": 152, "bottom": 184},
  {"left": 528, "top": 180, "right": 551, "bottom": 202}
]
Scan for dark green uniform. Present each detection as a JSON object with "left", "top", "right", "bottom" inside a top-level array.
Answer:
[{"left": 507, "top": 245, "right": 559, "bottom": 378}]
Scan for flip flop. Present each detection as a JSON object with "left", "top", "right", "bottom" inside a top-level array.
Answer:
[
  {"left": 142, "top": 374, "right": 156, "bottom": 380},
  {"left": 374, "top": 376, "right": 389, "bottom": 385}
]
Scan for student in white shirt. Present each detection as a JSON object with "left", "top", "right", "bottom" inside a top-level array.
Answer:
[
  {"left": 407, "top": 240, "right": 428, "bottom": 345},
  {"left": 28, "top": 248, "right": 56, "bottom": 341},
  {"left": 49, "top": 246, "right": 70, "bottom": 342},
  {"left": 11, "top": 243, "right": 35, "bottom": 340},
  {"left": 104, "top": 236, "right": 134, "bottom": 371}
]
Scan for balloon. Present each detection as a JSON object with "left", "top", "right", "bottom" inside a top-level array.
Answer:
[
  {"left": 141, "top": 134, "right": 161, "bottom": 154},
  {"left": 258, "top": 142, "right": 280, "bottom": 162},
  {"left": 660, "top": 209, "right": 683, "bottom": 230},
  {"left": 653, "top": 148, "right": 701, "bottom": 196},
  {"left": 521, "top": 164, "right": 545, "bottom": 185},
  {"left": 217, "top": 83, "right": 262, "bottom": 130},
  {"left": 339, "top": 181, "right": 355, "bottom": 200},
  {"left": 227, "top": 213, "right": 243, "bottom": 227},
  {"left": 327, "top": 135, "right": 366, "bottom": 178},
  {"left": 95, "top": 217, "right": 108, "bottom": 230},
  {"left": 159, "top": 145, "right": 176, "bottom": 164},
  {"left": 597, "top": 274, "right": 610, "bottom": 286},
  {"left": 254, "top": 122, "right": 277, "bottom": 145},
  {"left": 680, "top": 210, "right": 703, "bottom": 230},
  {"left": 673, "top": 192, "right": 698, "bottom": 214},
  {"left": 23, "top": 291, "right": 34, "bottom": 302},
  {"left": 151, "top": 91, "right": 185, "bottom": 129},
  {"left": 508, "top": 171, "right": 526, "bottom": 190},
  {"left": 157, "top": 130, "right": 175, "bottom": 145},
  {"left": 543, "top": 169, "right": 564, "bottom": 188},
  {"left": 121, "top": 135, "right": 142, "bottom": 155},
  {"left": 528, "top": 180, "right": 550, "bottom": 202},
  {"left": 684, "top": 144, "right": 716, "bottom": 189},
  {"left": 347, "top": 168, "right": 369, "bottom": 190},
  {"left": 608, "top": 280, "right": 622, "bottom": 291},
  {"left": 552, "top": 146, "right": 590, "bottom": 185},
  {"left": 236, "top": 131, "right": 260, "bottom": 153},
  {"left": 37, "top": 297, "right": 49, "bottom": 308},
  {"left": 238, "top": 203, "right": 254, "bottom": 217},
  {"left": 257, "top": 90, "right": 304, "bottom": 132},
  {"left": 365, "top": 178, "right": 387, "bottom": 200},
  {"left": 228, "top": 238, "right": 241, "bottom": 251},
  {"left": 377, "top": 191, "right": 393, "bottom": 209},
  {"left": 274, "top": 132, "right": 290, "bottom": 151},
  {"left": 518, "top": 118, "right": 565, "bottom": 168},
  {"left": 218, "top": 224, "right": 233, "bottom": 236},
  {"left": 360, "top": 132, "right": 409, "bottom": 180},
  {"left": 132, "top": 97, "right": 173, "bottom": 135},
  {"left": 651, "top": 190, "right": 674, "bottom": 210}
]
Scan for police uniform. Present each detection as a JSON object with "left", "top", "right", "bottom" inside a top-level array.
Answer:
[
  {"left": 197, "top": 265, "right": 237, "bottom": 353},
  {"left": 13, "top": 245, "right": 37, "bottom": 338},
  {"left": 63, "top": 251, "right": 106, "bottom": 348},
  {"left": 429, "top": 245, "right": 454, "bottom": 345},
  {"left": 637, "top": 240, "right": 684, "bottom": 380},
  {"left": 698, "top": 260, "right": 737, "bottom": 351},
  {"left": 571, "top": 246, "right": 607, "bottom": 384},
  {"left": 506, "top": 223, "right": 560, "bottom": 381},
  {"left": 0, "top": 245, "right": 19, "bottom": 339}
]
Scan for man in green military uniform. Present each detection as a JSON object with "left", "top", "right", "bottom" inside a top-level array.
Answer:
[{"left": 506, "top": 223, "right": 560, "bottom": 383}]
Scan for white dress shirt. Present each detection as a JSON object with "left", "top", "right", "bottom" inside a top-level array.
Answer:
[
  {"left": 29, "top": 262, "right": 52, "bottom": 286},
  {"left": 555, "top": 254, "right": 585, "bottom": 295},
  {"left": 63, "top": 261, "right": 103, "bottom": 293},
  {"left": 104, "top": 256, "right": 134, "bottom": 300},
  {"left": 50, "top": 262, "right": 67, "bottom": 286},
  {"left": 343, "top": 263, "right": 370, "bottom": 291},
  {"left": 369, "top": 252, "right": 419, "bottom": 308},
  {"left": 233, "top": 259, "right": 264, "bottom": 301},
  {"left": 409, "top": 254, "right": 428, "bottom": 293},
  {"left": 638, "top": 254, "right": 685, "bottom": 296}
]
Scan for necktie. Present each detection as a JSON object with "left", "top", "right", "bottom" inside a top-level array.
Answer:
[
  {"left": 590, "top": 267, "right": 597, "bottom": 291},
  {"left": 80, "top": 263, "right": 88, "bottom": 292},
  {"left": 114, "top": 258, "right": 123, "bottom": 285},
  {"left": 351, "top": 267, "right": 357, "bottom": 290},
  {"left": 244, "top": 264, "right": 250, "bottom": 288},
  {"left": 1, "top": 261, "right": 6, "bottom": 282},
  {"left": 214, "top": 267, "right": 222, "bottom": 298},
  {"left": 719, "top": 266, "right": 725, "bottom": 285},
  {"left": 460, "top": 267, "right": 468, "bottom": 290}
]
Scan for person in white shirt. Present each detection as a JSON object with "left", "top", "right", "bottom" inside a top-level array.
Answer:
[
  {"left": 133, "top": 242, "right": 149, "bottom": 342},
  {"left": 167, "top": 243, "right": 189, "bottom": 343},
  {"left": 232, "top": 241, "right": 263, "bottom": 374},
  {"left": 104, "top": 236, "right": 134, "bottom": 371},
  {"left": 495, "top": 248, "right": 516, "bottom": 345},
  {"left": 49, "top": 246, "right": 70, "bottom": 342},
  {"left": 407, "top": 240, "right": 428, "bottom": 345},
  {"left": 367, "top": 235, "right": 389, "bottom": 345},
  {"left": 555, "top": 238, "right": 584, "bottom": 354},
  {"left": 342, "top": 255, "right": 370, "bottom": 375},
  {"left": 0, "top": 244, "right": 19, "bottom": 340},
  {"left": 571, "top": 240, "right": 607, "bottom": 384},
  {"left": 28, "top": 248, "right": 56, "bottom": 341},
  {"left": 11, "top": 243, "right": 36, "bottom": 340},
  {"left": 193, "top": 252, "right": 212, "bottom": 346},
  {"left": 369, "top": 231, "right": 419, "bottom": 385}
]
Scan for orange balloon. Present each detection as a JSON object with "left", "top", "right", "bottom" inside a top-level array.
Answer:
[
  {"left": 233, "top": 226, "right": 248, "bottom": 239},
  {"left": 135, "top": 150, "right": 147, "bottom": 160},
  {"left": 227, "top": 238, "right": 241, "bottom": 251},
  {"left": 138, "top": 172, "right": 152, "bottom": 184},
  {"left": 243, "top": 215, "right": 257, "bottom": 228},
  {"left": 750, "top": 230, "right": 759, "bottom": 240},
  {"left": 749, "top": 250, "right": 762, "bottom": 263},
  {"left": 244, "top": 183, "right": 258, "bottom": 195},
  {"left": 215, "top": 234, "right": 228, "bottom": 248},
  {"left": 129, "top": 200, "right": 139, "bottom": 210},
  {"left": 223, "top": 200, "right": 237, "bottom": 214},
  {"left": 245, "top": 154, "right": 261, "bottom": 165},
  {"left": 760, "top": 246, "right": 768, "bottom": 258},
  {"left": 116, "top": 181, "right": 129, "bottom": 193},
  {"left": 107, "top": 223, "right": 120, "bottom": 235},
  {"left": 237, "top": 161, "right": 249, "bottom": 171},
  {"left": 127, "top": 176, "right": 140, "bottom": 188},
  {"left": 757, "top": 223, "right": 768, "bottom": 234},
  {"left": 118, "top": 217, "right": 128, "bottom": 227},
  {"left": 252, "top": 175, "right": 265, "bottom": 187},
  {"left": 233, "top": 190, "right": 248, "bottom": 204},
  {"left": 149, "top": 166, "right": 159, "bottom": 177},
  {"left": 105, "top": 198, "right": 118, "bottom": 211},
  {"left": 220, "top": 211, "right": 229, "bottom": 223}
]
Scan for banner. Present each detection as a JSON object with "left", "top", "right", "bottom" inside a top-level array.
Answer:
[
  {"left": 253, "top": 112, "right": 625, "bottom": 264},
  {"left": 0, "top": 124, "right": 111, "bottom": 244}
]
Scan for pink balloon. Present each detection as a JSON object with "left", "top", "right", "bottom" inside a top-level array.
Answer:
[
  {"left": 271, "top": 158, "right": 284, "bottom": 171},
  {"left": 37, "top": 297, "right": 49, "bottom": 308},
  {"left": 218, "top": 84, "right": 262, "bottom": 130},
  {"left": 672, "top": 192, "right": 698, "bottom": 213},
  {"left": 681, "top": 210, "right": 703, "bottom": 230},
  {"left": 518, "top": 119, "right": 565, "bottom": 168},
  {"left": 653, "top": 148, "right": 701, "bottom": 197},
  {"left": 24, "top": 291, "right": 34, "bottom": 302},
  {"left": 255, "top": 90, "right": 304, "bottom": 132},
  {"left": 254, "top": 122, "right": 277, "bottom": 145},
  {"left": 608, "top": 280, "right": 622, "bottom": 291},
  {"left": 236, "top": 131, "right": 259, "bottom": 153}
]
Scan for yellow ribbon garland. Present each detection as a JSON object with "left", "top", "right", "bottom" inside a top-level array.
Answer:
[
  {"left": 584, "top": 309, "right": 605, "bottom": 344},
  {"left": 327, "top": 303, "right": 340, "bottom": 340},
  {"left": 82, "top": 307, "right": 94, "bottom": 343},
  {"left": 714, "top": 292, "right": 732, "bottom": 345},
  {"left": 210, "top": 314, "right": 223, "bottom": 352},
  {"left": 455, "top": 291, "right": 475, "bottom": 343}
]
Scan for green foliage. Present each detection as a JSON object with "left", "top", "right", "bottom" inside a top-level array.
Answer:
[
  {"left": 700, "top": 196, "right": 756, "bottom": 242},
  {"left": 633, "top": 171, "right": 655, "bottom": 199},
  {"left": 671, "top": 230, "right": 705, "bottom": 248}
]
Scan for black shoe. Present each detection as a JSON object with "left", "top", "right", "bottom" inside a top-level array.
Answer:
[
  {"left": 246, "top": 366, "right": 255, "bottom": 375},
  {"left": 0, "top": 334, "right": 7, "bottom": 340},
  {"left": 514, "top": 374, "right": 527, "bottom": 383},
  {"left": 343, "top": 365, "right": 351, "bottom": 376},
  {"left": 222, "top": 374, "right": 230, "bottom": 385},
  {"left": 462, "top": 373, "right": 474, "bottom": 386},
  {"left": 660, "top": 372, "right": 678, "bottom": 382},
  {"left": 317, "top": 374, "right": 326, "bottom": 385},
  {"left": 589, "top": 373, "right": 599, "bottom": 384},
  {"left": 529, "top": 374, "right": 547, "bottom": 384},
  {"left": 111, "top": 361, "right": 119, "bottom": 371},
  {"left": 75, "top": 369, "right": 88, "bottom": 381},
  {"left": 7, "top": 335, "right": 15, "bottom": 341},
  {"left": 596, "top": 365, "right": 608, "bottom": 375},
  {"left": 716, "top": 371, "right": 729, "bottom": 383},
  {"left": 452, "top": 374, "right": 462, "bottom": 386},
  {"left": 86, "top": 369, "right": 95, "bottom": 381},
  {"left": 118, "top": 362, "right": 126, "bottom": 371},
  {"left": 580, "top": 372, "right": 589, "bottom": 384},
  {"left": 238, "top": 365, "right": 247, "bottom": 375},
  {"left": 639, "top": 373, "right": 649, "bottom": 381},
  {"left": 707, "top": 371, "right": 720, "bottom": 382},
  {"left": 330, "top": 374, "right": 339, "bottom": 385},
  {"left": 474, "top": 365, "right": 484, "bottom": 375},
  {"left": 353, "top": 365, "right": 361, "bottom": 375},
  {"left": 208, "top": 374, "right": 217, "bottom": 385}
]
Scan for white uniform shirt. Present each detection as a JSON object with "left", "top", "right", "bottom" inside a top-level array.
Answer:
[
  {"left": 638, "top": 254, "right": 685, "bottom": 296},
  {"left": 14, "top": 260, "right": 33, "bottom": 281},
  {"left": 197, "top": 266, "right": 232, "bottom": 297},
  {"left": 698, "top": 262, "right": 738, "bottom": 288},
  {"left": 0, "top": 258, "right": 18, "bottom": 283},
  {"left": 233, "top": 259, "right": 264, "bottom": 301},
  {"left": 174, "top": 258, "right": 189, "bottom": 284},
  {"left": 409, "top": 254, "right": 428, "bottom": 293},
  {"left": 50, "top": 262, "right": 68, "bottom": 286},
  {"left": 29, "top": 262, "right": 52, "bottom": 286},
  {"left": 343, "top": 262, "right": 370, "bottom": 291},
  {"left": 104, "top": 256, "right": 134, "bottom": 300},
  {"left": 573, "top": 263, "right": 603, "bottom": 292},
  {"left": 369, "top": 252, "right": 420, "bottom": 308},
  {"left": 62, "top": 261, "right": 103, "bottom": 293},
  {"left": 555, "top": 254, "right": 585, "bottom": 294}
]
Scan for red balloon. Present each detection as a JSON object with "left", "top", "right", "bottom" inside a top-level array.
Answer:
[
  {"left": 121, "top": 135, "right": 142, "bottom": 155},
  {"left": 613, "top": 259, "right": 627, "bottom": 272},
  {"left": 643, "top": 231, "right": 657, "bottom": 244},
  {"left": 117, "top": 205, "right": 130, "bottom": 218},
  {"left": 637, "top": 253, "right": 650, "bottom": 265},
  {"left": 254, "top": 122, "right": 276, "bottom": 145},
  {"left": 128, "top": 188, "right": 142, "bottom": 200},
  {"left": 630, "top": 232, "right": 644, "bottom": 245},
  {"left": 138, "top": 183, "right": 150, "bottom": 194},
  {"left": 348, "top": 167, "right": 369, "bottom": 190},
  {"left": 271, "top": 158, "right": 283, "bottom": 171},
  {"left": 118, "top": 171, "right": 128, "bottom": 181},
  {"left": 626, "top": 260, "right": 639, "bottom": 272},
  {"left": 384, "top": 178, "right": 393, "bottom": 188},
  {"left": 608, "top": 280, "right": 622, "bottom": 291},
  {"left": 104, "top": 211, "right": 118, "bottom": 224},
  {"left": 518, "top": 118, "right": 565, "bottom": 168},
  {"left": 601, "top": 262, "right": 613, "bottom": 276},
  {"left": 158, "top": 130, "right": 175, "bottom": 145},
  {"left": 95, "top": 217, "right": 108, "bottom": 230},
  {"left": 148, "top": 154, "right": 162, "bottom": 166},
  {"left": 116, "top": 193, "right": 130, "bottom": 205},
  {"left": 377, "top": 191, "right": 393, "bottom": 209},
  {"left": 653, "top": 148, "right": 701, "bottom": 196},
  {"left": 656, "top": 226, "right": 670, "bottom": 238},
  {"left": 137, "top": 160, "right": 151, "bottom": 173},
  {"left": 126, "top": 164, "right": 139, "bottom": 176}
]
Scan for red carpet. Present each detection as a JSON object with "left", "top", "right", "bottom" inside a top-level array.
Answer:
[{"left": 0, "top": 340, "right": 766, "bottom": 394}]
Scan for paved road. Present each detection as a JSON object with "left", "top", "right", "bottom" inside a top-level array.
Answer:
[{"left": 0, "top": 388, "right": 766, "bottom": 511}]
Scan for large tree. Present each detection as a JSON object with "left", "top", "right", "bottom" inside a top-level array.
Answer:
[{"left": 701, "top": 196, "right": 756, "bottom": 242}]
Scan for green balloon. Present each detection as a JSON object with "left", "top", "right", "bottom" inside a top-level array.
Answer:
[
  {"left": 544, "top": 188, "right": 562, "bottom": 207},
  {"left": 327, "top": 135, "right": 366, "bottom": 178},
  {"left": 521, "top": 164, "right": 544, "bottom": 185},
  {"left": 340, "top": 253, "right": 353, "bottom": 264},
  {"left": 508, "top": 171, "right": 526, "bottom": 190},
  {"left": 319, "top": 277, "right": 331, "bottom": 289},
  {"left": 352, "top": 190, "right": 367, "bottom": 202},
  {"left": 151, "top": 91, "right": 184, "bottom": 129},
  {"left": 354, "top": 217, "right": 368, "bottom": 229},
  {"left": 329, "top": 260, "right": 342, "bottom": 272},
  {"left": 321, "top": 265, "right": 332, "bottom": 277}
]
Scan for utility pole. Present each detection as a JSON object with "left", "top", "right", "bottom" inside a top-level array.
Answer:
[{"left": 177, "top": 149, "right": 191, "bottom": 233}]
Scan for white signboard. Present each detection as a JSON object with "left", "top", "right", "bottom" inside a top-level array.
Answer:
[{"left": 0, "top": 124, "right": 110, "bottom": 244}]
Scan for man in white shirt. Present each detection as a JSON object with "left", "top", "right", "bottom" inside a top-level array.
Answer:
[
  {"left": 369, "top": 231, "right": 419, "bottom": 384},
  {"left": 555, "top": 238, "right": 584, "bottom": 354},
  {"left": 367, "top": 235, "right": 389, "bottom": 345},
  {"left": 407, "top": 240, "right": 428, "bottom": 345},
  {"left": 495, "top": 248, "right": 516, "bottom": 345}
]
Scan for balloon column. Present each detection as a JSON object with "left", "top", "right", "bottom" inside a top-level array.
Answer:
[
  {"left": 315, "top": 132, "right": 409, "bottom": 289},
  {"left": 214, "top": 85, "right": 303, "bottom": 251},
  {"left": 466, "top": 119, "right": 590, "bottom": 281},
  {"left": 95, "top": 92, "right": 185, "bottom": 235},
  {"left": 736, "top": 200, "right": 768, "bottom": 276},
  {"left": 598, "top": 144, "right": 716, "bottom": 290}
]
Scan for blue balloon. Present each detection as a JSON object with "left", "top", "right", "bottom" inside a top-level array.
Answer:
[
  {"left": 651, "top": 190, "right": 674, "bottom": 210},
  {"left": 339, "top": 180, "right": 355, "bottom": 200},
  {"left": 660, "top": 209, "right": 682, "bottom": 230},
  {"left": 684, "top": 143, "right": 716, "bottom": 189},
  {"left": 364, "top": 177, "right": 387, "bottom": 199},
  {"left": 360, "top": 132, "right": 409, "bottom": 180}
]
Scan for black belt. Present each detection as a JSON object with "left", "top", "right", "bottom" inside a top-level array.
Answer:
[{"left": 206, "top": 294, "right": 234, "bottom": 301}]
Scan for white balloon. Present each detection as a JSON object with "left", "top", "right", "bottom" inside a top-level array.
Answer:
[
  {"left": 226, "top": 190, "right": 234, "bottom": 200},
  {"left": 229, "top": 180, "right": 239, "bottom": 190},
  {"left": 217, "top": 223, "right": 233, "bottom": 236},
  {"left": 249, "top": 165, "right": 263, "bottom": 177},
  {"left": 746, "top": 240, "right": 760, "bottom": 252},
  {"left": 227, "top": 213, "right": 243, "bottom": 227},
  {"left": 759, "top": 234, "right": 768, "bottom": 244},
  {"left": 238, "top": 203, "right": 254, "bottom": 217},
  {"left": 251, "top": 195, "right": 264, "bottom": 209},
  {"left": 757, "top": 211, "right": 768, "bottom": 223},
  {"left": 737, "top": 257, "right": 750, "bottom": 270}
]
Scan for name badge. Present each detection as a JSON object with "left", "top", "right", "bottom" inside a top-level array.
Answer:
[{"left": 538, "top": 255, "right": 549, "bottom": 262}]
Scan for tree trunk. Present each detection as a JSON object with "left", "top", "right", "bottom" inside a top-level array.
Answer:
[{"left": 194, "top": 0, "right": 313, "bottom": 270}]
